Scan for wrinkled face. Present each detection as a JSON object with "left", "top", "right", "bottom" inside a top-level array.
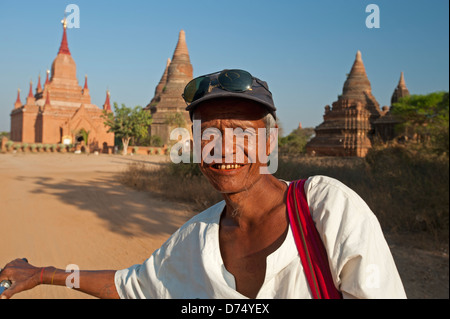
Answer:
[{"left": 192, "top": 98, "right": 272, "bottom": 194}]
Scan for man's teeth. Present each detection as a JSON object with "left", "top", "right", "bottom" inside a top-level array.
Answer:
[{"left": 212, "top": 164, "right": 243, "bottom": 170}]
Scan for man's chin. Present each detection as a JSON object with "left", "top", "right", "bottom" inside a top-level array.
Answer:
[{"left": 201, "top": 164, "right": 263, "bottom": 195}]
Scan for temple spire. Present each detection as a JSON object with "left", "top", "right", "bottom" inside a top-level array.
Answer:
[
  {"left": 58, "top": 17, "right": 71, "bottom": 55},
  {"left": 36, "top": 74, "right": 42, "bottom": 94},
  {"left": 26, "top": 81, "right": 35, "bottom": 105},
  {"left": 42, "top": 91, "right": 51, "bottom": 112},
  {"left": 172, "top": 30, "right": 190, "bottom": 61},
  {"left": 103, "top": 90, "right": 111, "bottom": 111},
  {"left": 14, "top": 88, "right": 22, "bottom": 108},
  {"left": 391, "top": 72, "right": 410, "bottom": 105},
  {"left": 28, "top": 81, "right": 34, "bottom": 98},
  {"left": 349, "top": 50, "right": 368, "bottom": 78},
  {"left": 44, "top": 69, "right": 50, "bottom": 86},
  {"left": 84, "top": 74, "right": 89, "bottom": 90},
  {"left": 398, "top": 72, "right": 407, "bottom": 88},
  {"left": 45, "top": 91, "right": 51, "bottom": 106},
  {"left": 342, "top": 50, "right": 372, "bottom": 98},
  {"left": 155, "top": 58, "right": 171, "bottom": 95}
]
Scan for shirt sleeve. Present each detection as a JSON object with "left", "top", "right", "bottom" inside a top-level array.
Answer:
[
  {"left": 305, "top": 176, "right": 407, "bottom": 299},
  {"left": 114, "top": 247, "right": 167, "bottom": 299},
  {"left": 114, "top": 223, "right": 190, "bottom": 299}
]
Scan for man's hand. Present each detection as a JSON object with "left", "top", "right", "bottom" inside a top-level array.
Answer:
[
  {"left": 0, "top": 258, "right": 119, "bottom": 299},
  {"left": 0, "top": 258, "right": 42, "bottom": 299}
]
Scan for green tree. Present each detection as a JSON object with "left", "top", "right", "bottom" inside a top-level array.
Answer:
[
  {"left": 102, "top": 103, "right": 153, "bottom": 155},
  {"left": 391, "top": 91, "right": 449, "bottom": 155},
  {"left": 279, "top": 127, "right": 315, "bottom": 156},
  {"left": 78, "top": 128, "right": 90, "bottom": 153},
  {"left": 164, "top": 112, "right": 186, "bottom": 128}
]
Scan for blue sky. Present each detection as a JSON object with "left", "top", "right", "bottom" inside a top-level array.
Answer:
[{"left": 0, "top": 0, "right": 448, "bottom": 135}]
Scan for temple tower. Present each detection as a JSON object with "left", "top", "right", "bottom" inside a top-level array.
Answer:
[
  {"left": 390, "top": 72, "right": 410, "bottom": 105},
  {"left": 306, "top": 51, "right": 380, "bottom": 157},
  {"left": 373, "top": 72, "right": 411, "bottom": 142},
  {"left": 10, "top": 17, "right": 114, "bottom": 152},
  {"left": 145, "top": 30, "right": 193, "bottom": 145}
]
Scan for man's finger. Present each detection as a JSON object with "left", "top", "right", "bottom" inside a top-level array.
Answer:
[
  {"left": 0, "top": 280, "right": 28, "bottom": 300},
  {"left": 0, "top": 284, "right": 15, "bottom": 299}
]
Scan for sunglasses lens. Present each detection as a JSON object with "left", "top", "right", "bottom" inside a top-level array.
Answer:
[
  {"left": 218, "top": 69, "right": 253, "bottom": 92},
  {"left": 183, "top": 76, "right": 211, "bottom": 103}
]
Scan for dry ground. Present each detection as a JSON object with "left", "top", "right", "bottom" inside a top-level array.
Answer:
[{"left": 0, "top": 153, "right": 448, "bottom": 299}]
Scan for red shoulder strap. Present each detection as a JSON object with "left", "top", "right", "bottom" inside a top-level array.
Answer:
[{"left": 287, "top": 179, "right": 342, "bottom": 299}]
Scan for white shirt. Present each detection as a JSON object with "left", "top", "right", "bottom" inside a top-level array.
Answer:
[{"left": 114, "top": 176, "right": 407, "bottom": 299}]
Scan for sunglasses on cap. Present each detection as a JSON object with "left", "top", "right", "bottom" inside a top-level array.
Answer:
[{"left": 182, "top": 69, "right": 271, "bottom": 104}]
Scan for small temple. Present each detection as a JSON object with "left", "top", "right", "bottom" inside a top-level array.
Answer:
[
  {"left": 10, "top": 17, "right": 114, "bottom": 152},
  {"left": 144, "top": 30, "right": 193, "bottom": 144},
  {"left": 372, "top": 72, "right": 410, "bottom": 142},
  {"left": 306, "top": 51, "right": 410, "bottom": 157}
]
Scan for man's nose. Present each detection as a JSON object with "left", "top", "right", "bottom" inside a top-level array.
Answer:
[{"left": 222, "top": 132, "right": 235, "bottom": 158}]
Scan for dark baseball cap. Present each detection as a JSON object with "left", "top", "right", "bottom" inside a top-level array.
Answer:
[{"left": 183, "top": 69, "right": 277, "bottom": 121}]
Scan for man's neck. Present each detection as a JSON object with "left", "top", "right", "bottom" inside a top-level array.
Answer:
[{"left": 220, "top": 175, "right": 288, "bottom": 230}]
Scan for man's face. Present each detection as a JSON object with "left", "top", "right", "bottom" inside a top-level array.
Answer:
[{"left": 192, "top": 98, "right": 272, "bottom": 194}]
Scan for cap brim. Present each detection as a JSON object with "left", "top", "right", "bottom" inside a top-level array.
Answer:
[{"left": 186, "top": 91, "right": 277, "bottom": 121}]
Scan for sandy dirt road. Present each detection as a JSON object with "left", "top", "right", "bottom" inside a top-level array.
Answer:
[{"left": 0, "top": 152, "right": 194, "bottom": 299}]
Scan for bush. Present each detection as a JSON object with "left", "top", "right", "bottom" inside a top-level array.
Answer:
[
  {"left": 279, "top": 127, "right": 315, "bottom": 156},
  {"left": 392, "top": 91, "right": 449, "bottom": 156},
  {"left": 150, "top": 135, "right": 163, "bottom": 147},
  {"left": 5, "top": 141, "right": 14, "bottom": 151},
  {"left": 274, "top": 147, "right": 449, "bottom": 243},
  {"left": 364, "top": 146, "right": 449, "bottom": 240},
  {"left": 119, "top": 162, "right": 221, "bottom": 211}
]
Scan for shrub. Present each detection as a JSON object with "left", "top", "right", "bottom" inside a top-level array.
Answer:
[
  {"left": 119, "top": 162, "right": 221, "bottom": 211},
  {"left": 364, "top": 146, "right": 449, "bottom": 241},
  {"left": 5, "top": 141, "right": 14, "bottom": 151},
  {"left": 279, "top": 127, "right": 315, "bottom": 156},
  {"left": 30, "top": 144, "right": 37, "bottom": 152}
]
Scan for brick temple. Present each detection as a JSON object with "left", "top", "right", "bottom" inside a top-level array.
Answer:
[
  {"left": 306, "top": 51, "right": 410, "bottom": 157},
  {"left": 145, "top": 30, "right": 193, "bottom": 145},
  {"left": 10, "top": 18, "right": 114, "bottom": 152}
]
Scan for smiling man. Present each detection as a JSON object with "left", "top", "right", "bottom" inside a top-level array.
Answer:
[{"left": 0, "top": 69, "right": 406, "bottom": 299}]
